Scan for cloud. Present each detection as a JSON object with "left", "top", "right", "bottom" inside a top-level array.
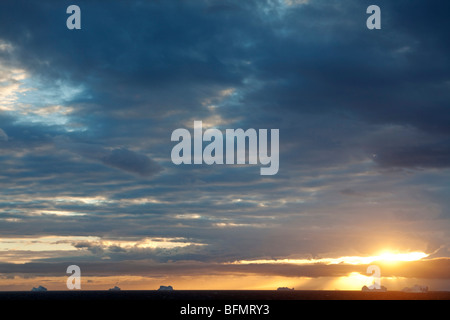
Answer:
[
  {"left": 100, "top": 148, "right": 162, "bottom": 177},
  {"left": 373, "top": 142, "right": 450, "bottom": 169},
  {"left": 1, "top": 0, "right": 449, "bottom": 170},
  {"left": 53, "top": 137, "right": 163, "bottom": 177},
  {"left": 2, "top": 258, "right": 450, "bottom": 281},
  {"left": 0, "top": 0, "right": 449, "bottom": 290},
  {"left": 0, "top": 128, "right": 7, "bottom": 141}
]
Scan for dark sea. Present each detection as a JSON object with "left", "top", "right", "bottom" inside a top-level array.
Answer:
[
  {"left": 1, "top": 290, "right": 449, "bottom": 300},
  {"left": 1, "top": 290, "right": 447, "bottom": 318}
]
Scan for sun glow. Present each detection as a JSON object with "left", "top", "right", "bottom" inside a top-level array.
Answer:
[
  {"left": 374, "top": 251, "right": 428, "bottom": 262},
  {"left": 332, "top": 272, "right": 373, "bottom": 290},
  {"left": 231, "top": 251, "right": 429, "bottom": 265}
]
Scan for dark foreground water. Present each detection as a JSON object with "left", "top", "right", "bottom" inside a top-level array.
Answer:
[
  {"left": 1, "top": 290, "right": 449, "bottom": 300},
  {"left": 1, "top": 290, "right": 448, "bottom": 318}
]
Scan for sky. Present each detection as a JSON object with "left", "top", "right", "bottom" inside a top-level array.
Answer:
[{"left": 0, "top": 0, "right": 450, "bottom": 291}]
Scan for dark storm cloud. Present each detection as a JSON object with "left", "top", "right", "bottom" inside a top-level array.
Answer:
[
  {"left": 55, "top": 138, "right": 163, "bottom": 177},
  {"left": 374, "top": 141, "right": 450, "bottom": 169},
  {"left": 0, "top": 0, "right": 251, "bottom": 113},
  {"left": 236, "top": 0, "right": 450, "bottom": 168},
  {"left": 100, "top": 148, "right": 162, "bottom": 176},
  {"left": 245, "top": 0, "right": 450, "bottom": 126},
  {"left": 1, "top": 0, "right": 449, "bottom": 169}
]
